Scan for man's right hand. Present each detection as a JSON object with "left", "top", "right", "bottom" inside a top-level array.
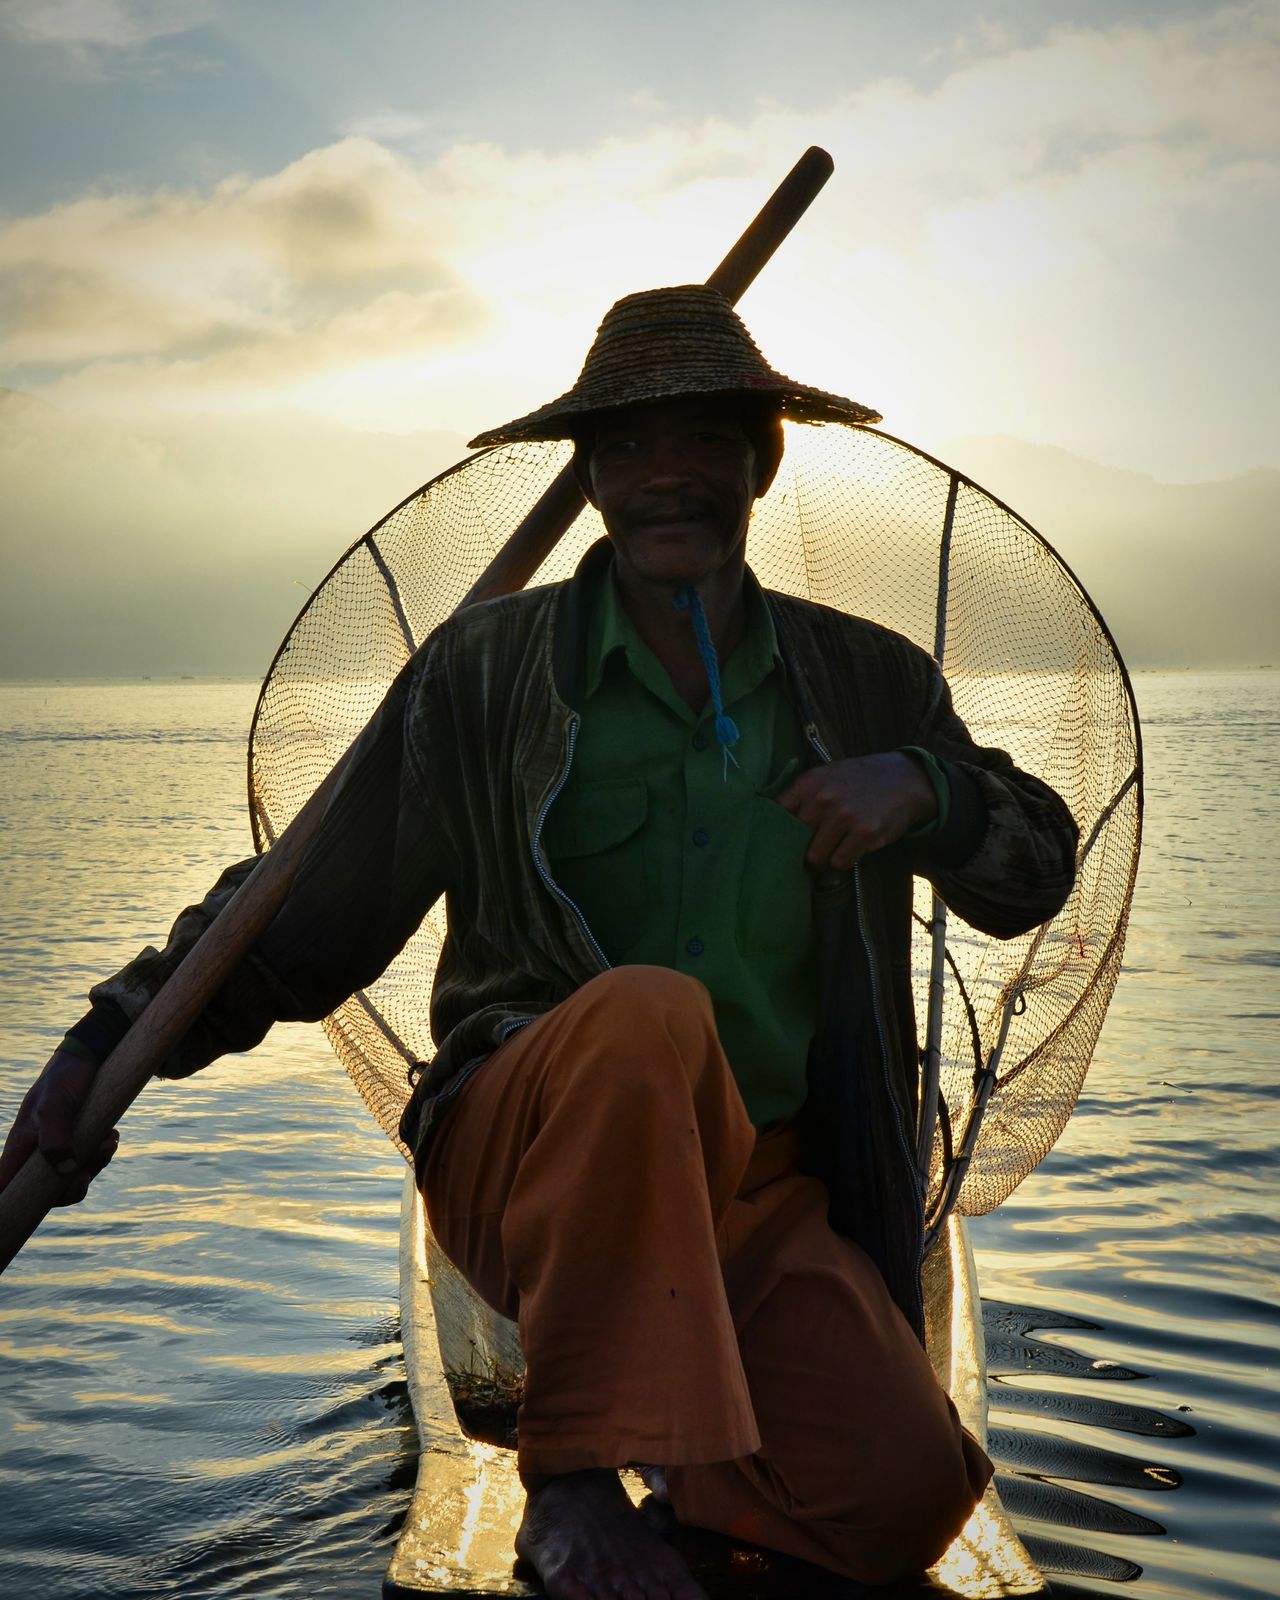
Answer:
[{"left": 0, "top": 1050, "right": 119, "bottom": 1205}]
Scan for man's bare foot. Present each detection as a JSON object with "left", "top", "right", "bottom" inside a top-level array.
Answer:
[{"left": 516, "top": 1468, "right": 705, "bottom": 1600}]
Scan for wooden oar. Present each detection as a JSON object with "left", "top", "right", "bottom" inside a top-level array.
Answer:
[{"left": 0, "top": 146, "right": 834, "bottom": 1272}]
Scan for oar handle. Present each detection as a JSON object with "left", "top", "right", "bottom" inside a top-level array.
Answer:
[
  {"left": 0, "top": 147, "right": 835, "bottom": 1271},
  {"left": 457, "top": 145, "right": 834, "bottom": 608}
]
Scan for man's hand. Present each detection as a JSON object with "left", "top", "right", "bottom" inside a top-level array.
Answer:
[
  {"left": 776, "top": 753, "right": 937, "bottom": 871},
  {"left": 0, "top": 1050, "right": 119, "bottom": 1206}
]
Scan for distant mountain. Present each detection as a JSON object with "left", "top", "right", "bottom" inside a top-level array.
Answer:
[
  {"left": 941, "top": 437, "right": 1279, "bottom": 669},
  {"left": 2, "top": 393, "right": 1274, "bottom": 675},
  {"left": 0, "top": 392, "right": 468, "bottom": 678}
]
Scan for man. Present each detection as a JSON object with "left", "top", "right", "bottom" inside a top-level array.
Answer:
[{"left": 1, "top": 287, "right": 1079, "bottom": 1599}]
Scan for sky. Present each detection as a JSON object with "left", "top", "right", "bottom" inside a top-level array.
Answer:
[{"left": 1, "top": 0, "right": 1277, "bottom": 675}]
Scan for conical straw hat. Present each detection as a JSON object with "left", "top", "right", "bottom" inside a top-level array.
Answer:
[{"left": 468, "top": 285, "right": 880, "bottom": 448}]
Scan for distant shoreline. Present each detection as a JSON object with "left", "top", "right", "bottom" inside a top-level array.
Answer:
[{"left": 3, "top": 666, "right": 1275, "bottom": 686}]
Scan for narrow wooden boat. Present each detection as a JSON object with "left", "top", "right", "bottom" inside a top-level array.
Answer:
[{"left": 384, "top": 1174, "right": 1048, "bottom": 1599}]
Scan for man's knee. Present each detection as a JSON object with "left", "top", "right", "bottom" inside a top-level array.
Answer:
[
  {"left": 565, "top": 966, "right": 718, "bottom": 1083},
  {"left": 818, "top": 1436, "right": 987, "bottom": 1584},
  {"left": 577, "top": 964, "right": 712, "bottom": 1023},
  {"left": 505, "top": 965, "right": 745, "bottom": 1156},
  {"left": 506, "top": 966, "right": 727, "bottom": 1134},
  {"left": 740, "top": 1279, "right": 989, "bottom": 1585}
]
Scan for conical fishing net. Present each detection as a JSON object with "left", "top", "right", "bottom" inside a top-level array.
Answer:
[{"left": 248, "top": 422, "right": 1141, "bottom": 1221}]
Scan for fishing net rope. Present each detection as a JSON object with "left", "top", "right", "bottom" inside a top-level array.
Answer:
[{"left": 248, "top": 422, "right": 1141, "bottom": 1222}]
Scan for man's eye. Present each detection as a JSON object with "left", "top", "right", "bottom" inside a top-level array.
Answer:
[{"left": 596, "top": 438, "right": 637, "bottom": 456}]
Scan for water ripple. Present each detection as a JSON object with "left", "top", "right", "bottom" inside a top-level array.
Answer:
[{"left": 2, "top": 672, "right": 1277, "bottom": 1599}]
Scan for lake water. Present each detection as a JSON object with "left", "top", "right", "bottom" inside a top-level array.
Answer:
[{"left": 0, "top": 671, "right": 1276, "bottom": 1599}]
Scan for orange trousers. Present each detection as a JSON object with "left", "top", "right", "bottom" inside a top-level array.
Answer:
[{"left": 421, "top": 966, "right": 992, "bottom": 1584}]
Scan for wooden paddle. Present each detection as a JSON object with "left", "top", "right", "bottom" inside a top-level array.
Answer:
[{"left": 0, "top": 146, "right": 835, "bottom": 1272}]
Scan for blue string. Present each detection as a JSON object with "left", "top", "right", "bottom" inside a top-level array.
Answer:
[{"left": 673, "top": 586, "right": 739, "bottom": 778}]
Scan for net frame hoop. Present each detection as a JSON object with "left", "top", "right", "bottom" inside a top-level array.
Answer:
[
  {"left": 247, "top": 449, "right": 501, "bottom": 851},
  {"left": 865, "top": 428, "right": 1145, "bottom": 1236},
  {"left": 916, "top": 471, "right": 961, "bottom": 1178},
  {"left": 245, "top": 421, "right": 1145, "bottom": 1218},
  {"left": 925, "top": 773, "right": 1142, "bottom": 1246},
  {"left": 923, "top": 993, "right": 1018, "bottom": 1252},
  {"left": 869, "top": 426, "right": 1147, "bottom": 802}
]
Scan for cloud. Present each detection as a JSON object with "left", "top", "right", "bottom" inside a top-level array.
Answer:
[
  {"left": 340, "top": 110, "right": 437, "bottom": 143},
  {"left": 0, "top": 137, "right": 458, "bottom": 305},
  {"left": 0, "top": 138, "right": 492, "bottom": 415},
  {"left": 2, "top": 4, "right": 1276, "bottom": 677},
  {"left": 0, "top": 4, "right": 1275, "bottom": 476},
  {"left": 37, "top": 286, "right": 487, "bottom": 415},
  {"left": 0, "top": 260, "right": 225, "bottom": 363},
  {"left": 0, "top": 0, "right": 209, "bottom": 51}
]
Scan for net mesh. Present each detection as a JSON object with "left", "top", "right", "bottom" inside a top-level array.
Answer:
[{"left": 248, "top": 423, "right": 1141, "bottom": 1218}]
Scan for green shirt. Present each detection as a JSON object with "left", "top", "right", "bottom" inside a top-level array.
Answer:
[{"left": 544, "top": 564, "right": 819, "bottom": 1126}]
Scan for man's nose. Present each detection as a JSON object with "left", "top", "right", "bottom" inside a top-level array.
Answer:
[{"left": 638, "top": 438, "right": 691, "bottom": 487}]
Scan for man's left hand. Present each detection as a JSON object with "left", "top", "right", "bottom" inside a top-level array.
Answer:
[{"left": 776, "top": 753, "right": 936, "bottom": 871}]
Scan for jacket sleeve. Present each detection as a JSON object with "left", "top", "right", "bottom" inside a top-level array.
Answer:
[
  {"left": 906, "top": 659, "right": 1079, "bottom": 939},
  {"left": 74, "top": 646, "right": 457, "bottom": 1078}
]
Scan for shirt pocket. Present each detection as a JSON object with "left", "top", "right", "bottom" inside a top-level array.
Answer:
[
  {"left": 542, "top": 779, "right": 652, "bottom": 964},
  {"left": 543, "top": 778, "right": 649, "bottom": 859},
  {"left": 737, "top": 789, "right": 816, "bottom": 957}
]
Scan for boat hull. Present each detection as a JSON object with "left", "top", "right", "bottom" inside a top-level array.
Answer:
[{"left": 384, "top": 1175, "right": 1046, "bottom": 1598}]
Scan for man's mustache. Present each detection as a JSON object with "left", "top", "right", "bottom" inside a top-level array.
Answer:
[{"left": 619, "top": 499, "right": 716, "bottom": 531}]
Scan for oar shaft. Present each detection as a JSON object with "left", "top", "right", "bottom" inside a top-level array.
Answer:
[
  {"left": 0, "top": 146, "right": 835, "bottom": 1270},
  {"left": 706, "top": 145, "right": 834, "bottom": 302}
]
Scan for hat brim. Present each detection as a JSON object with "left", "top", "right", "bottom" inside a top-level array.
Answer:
[{"left": 468, "top": 375, "right": 881, "bottom": 450}]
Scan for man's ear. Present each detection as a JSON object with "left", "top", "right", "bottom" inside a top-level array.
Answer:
[
  {"left": 752, "top": 418, "right": 785, "bottom": 501},
  {"left": 571, "top": 440, "right": 597, "bottom": 506}
]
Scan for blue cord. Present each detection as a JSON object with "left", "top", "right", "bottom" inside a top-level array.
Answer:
[{"left": 673, "top": 586, "right": 739, "bottom": 778}]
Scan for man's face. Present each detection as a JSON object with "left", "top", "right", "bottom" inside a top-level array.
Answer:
[{"left": 585, "top": 397, "right": 765, "bottom": 590}]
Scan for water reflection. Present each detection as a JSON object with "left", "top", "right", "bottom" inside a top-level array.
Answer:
[{"left": 1, "top": 672, "right": 1277, "bottom": 1599}]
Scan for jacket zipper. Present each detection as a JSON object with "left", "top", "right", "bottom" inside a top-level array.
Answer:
[
  {"left": 804, "top": 719, "right": 926, "bottom": 1330},
  {"left": 434, "top": 1051, "right": 491, "bottom": 1105},
  {"left": 851, "top": 861, "right": 927, "bottom": 1330},
  {"left": 478, "top": 721, "right": 611, "bottom": 1065},
  {"left": 530, "top": 713, "right": 612, "bottom": 973}
]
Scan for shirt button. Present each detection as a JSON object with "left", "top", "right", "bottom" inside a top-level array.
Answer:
[
  {"left": 691, "top": 732, "right": 709, "bottom": 751},
  {"left": 686, "top": 936, "right": 704, "bottom": 957},
  {"left": 692, "top": 828, "right": 709, "bottom": 848}
]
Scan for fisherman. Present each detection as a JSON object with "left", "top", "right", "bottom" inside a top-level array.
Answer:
[{"left": 1, "top": 287, "right": 1079, "bottom": 1600}]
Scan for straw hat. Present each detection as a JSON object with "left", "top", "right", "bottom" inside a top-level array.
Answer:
[{"left": 468, "top": 285, "right": 881, "bottom": 448}]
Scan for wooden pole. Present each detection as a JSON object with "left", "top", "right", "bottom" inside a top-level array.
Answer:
[{"left": 0, "top": 146, "right": 835, "bottom": 1272}]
